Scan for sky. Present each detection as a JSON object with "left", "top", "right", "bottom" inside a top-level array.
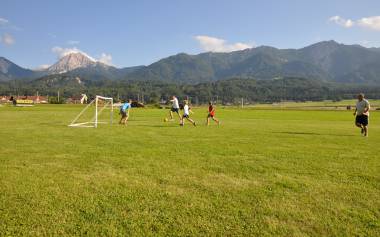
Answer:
[{"left": 1, "top": 0, "right": 380, "bottom": 69}]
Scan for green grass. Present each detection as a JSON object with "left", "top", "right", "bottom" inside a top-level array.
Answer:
[
  {"left": 0, "top": 104, "right": 379, "bottom": 236},
  {"left": 249, "top": 100, "right": 380, "bottom": 109}
]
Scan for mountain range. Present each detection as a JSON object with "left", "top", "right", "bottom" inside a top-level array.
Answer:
[
  {"left": 0, "top": 57, "right": 40, "bottom": 81},
  {"left": 1, "top": 40, "right": 380, "bottom": 85}
]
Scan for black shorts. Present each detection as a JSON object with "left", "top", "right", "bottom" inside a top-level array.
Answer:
[
  {"left": 120, "top": 111, "right": 127, "bottom": 118},
  {"left": 182, "top": 114, "right": 189, "bottom": 118},
  {"left": 356, "top": 115, "right": 368, "bottom": 126},
  {"left": 171, "top": 108, "right": 179, "bottom": 113}
]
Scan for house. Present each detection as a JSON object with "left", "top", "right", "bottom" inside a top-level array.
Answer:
[
  {"left": 0, "top": 95, "right": 48, "bottom": 104},
  {"left": 66, "top": 96, "right": 84, "bottom": 104},
  {"left": 21, "top": 96, "right": 48, "bottom": 104},
  {"left": 0, "top": 96, "right": 10, "bottom": 104}
]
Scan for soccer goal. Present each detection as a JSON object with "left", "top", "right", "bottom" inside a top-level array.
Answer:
[{"left": 68, "top": 95, "right": 114, "bottom": 128}]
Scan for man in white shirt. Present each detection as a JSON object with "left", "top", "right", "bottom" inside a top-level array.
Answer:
[
  {"left": 169, "top": 95, "right": 181, "bottom": 121},
  {"left": 180, "top": 100, "right": 196, "bottom": 126},
  {"left": 354, "top": 93, "right": 370, "bottom": 137}
]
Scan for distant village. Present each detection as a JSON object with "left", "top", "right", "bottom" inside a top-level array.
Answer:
[{"left": 0, "top": 94, "right": 87, "bottom": 105}]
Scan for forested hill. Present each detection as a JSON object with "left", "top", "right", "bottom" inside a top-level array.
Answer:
[
  {"left": 2, "top": 40, "right": 380, "bottom": 84},
  {"left": 2, "top": 77, "right": 379, "bottom": 104},
  {"left": 125, "top": 41, "right": 380, "bottom": 84}
]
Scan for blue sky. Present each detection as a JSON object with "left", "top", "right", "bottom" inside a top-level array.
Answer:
[{"left": 1, "top": 0, "right": 380, "bottom": 69}]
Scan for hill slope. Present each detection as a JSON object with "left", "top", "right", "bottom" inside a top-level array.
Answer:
[
  {"left": 126, "top": 41, "right": 380, "bottom": 84},
  {"left": 3, "top": 41, "right": 380, "bottom": 84},
  {"left": 0, "top": 57, "right": 39, "bottom": 81}
]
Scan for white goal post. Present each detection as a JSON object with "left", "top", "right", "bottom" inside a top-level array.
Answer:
[{"left": 68, "top": 95, "right": 114, "bottom": 128}]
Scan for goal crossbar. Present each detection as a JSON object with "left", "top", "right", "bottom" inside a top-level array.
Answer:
[{"left": 96, "top": 95, "right": 113, "bottom": 100}]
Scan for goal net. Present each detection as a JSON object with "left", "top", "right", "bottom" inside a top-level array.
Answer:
[{"left": 68, "top": 95, "right": 114, "bottom": 128}]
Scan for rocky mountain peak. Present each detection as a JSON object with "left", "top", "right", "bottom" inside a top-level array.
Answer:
[{"left": 47, "top": 52, "right": 96, "bottom": 74}]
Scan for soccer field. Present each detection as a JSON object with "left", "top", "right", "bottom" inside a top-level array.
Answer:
[{"left": 1, "top": 105, "right": 379, "bottom": 236}]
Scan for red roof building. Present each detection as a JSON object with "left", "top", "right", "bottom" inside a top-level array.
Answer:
[{"left": 0, "top": 95, "right": 48, "bottom": 104}]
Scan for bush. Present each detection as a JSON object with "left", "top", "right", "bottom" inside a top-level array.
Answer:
[{"left": 48, "top": 96, "right": 64, "bottom": 104}]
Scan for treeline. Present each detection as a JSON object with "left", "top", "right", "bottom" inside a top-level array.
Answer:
[{"left": 1, "top": 77, "right": 380, "bottom": 104}]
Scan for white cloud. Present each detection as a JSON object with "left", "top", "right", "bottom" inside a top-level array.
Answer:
[
  {"left": 0, "top": 17, "right": 22, "bottom": 31},
  {"left": 329, "top": 16, "right": 354, "bottom": 28},
  {"left": 67, "top": 40, "right": 80, "bottom": 45},
  {"left": 1, "top": 33, "right": 15, "bottom": 46},
  {"left": 0, "top": 17, "right": 9, "bottom": 25},
  {"left": 35, "top": 64, "right": 51, "bottom": 70},
  {"left": 51, "top": 46, "right": 113, "bottom": 65},
  {"left": 357, "top": 16, "right": 380, "bottom": 31},
  {"left": 194, "top": 35, "right": 254, "bottom": 52},
  {"left": 98, "top": 53, "right": 113, "bottom": 65},
  {"left": 330, "top": 15, "right": 380, "bottom": 31},
  {"left": 51, "top": 46, "right": 96, "bottom": 61},
  {"left": 360, "top": 40, "right": 371, "bottom": 47}
]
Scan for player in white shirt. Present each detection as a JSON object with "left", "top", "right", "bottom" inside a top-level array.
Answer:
[
  {"left": 180, "top": 100, "right": 196, "bottom": 126},
  {"left": 353, "top": 93, "right": 370, "bottom": 137},
  {"left": 169, "top": 95, "right": 181, "bottom": 121}
]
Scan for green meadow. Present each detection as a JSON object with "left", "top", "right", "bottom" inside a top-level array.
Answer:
[{"left": 0, "top": 104, "right": 379, "bottom": 236}]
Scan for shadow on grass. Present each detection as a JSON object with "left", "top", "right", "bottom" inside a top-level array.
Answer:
[
  {"left": 273, "top": 131, "right": 356, "bottom": 137},
  {"left": 133, "top": 124, "right": 178, "bottom": 128}
]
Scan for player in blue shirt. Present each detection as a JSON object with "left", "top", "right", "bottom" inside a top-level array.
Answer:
[{"left": 119, "top": 99, "right": 132, "bottom": 126}]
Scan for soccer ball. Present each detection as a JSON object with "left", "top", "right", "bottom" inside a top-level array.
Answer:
[{"left": 164, "top": 118, "right": 169, "bottom": 122}]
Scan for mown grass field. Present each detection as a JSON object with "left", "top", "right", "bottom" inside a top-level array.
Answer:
[
  {"left": 0, "top": 104, "right": 379, "bottom": 236},
  {"left": 249, "top": 99, "right": 380, "bottom": 109}
]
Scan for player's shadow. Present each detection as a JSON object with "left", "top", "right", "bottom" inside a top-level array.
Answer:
[
  {"left": 273, "top": 132, "right": 356, "bottom": 137},
  {"left": 134, "top": 124, "right": 175, "bottom": 128}
]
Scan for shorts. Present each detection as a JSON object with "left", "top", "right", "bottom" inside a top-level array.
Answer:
[
  {"left": 356, "top": 115, "right": 368, "bottom": 126},
  {"left": 208, "top": 113, "right": 215, "bottom": 118},
  {"left": 183, "top": 114, "right": 189, "bottom": 118},
  {"left": 171, "top": 108, "right": 179, "bottom": 113},
  {"left": 120, "top": 110, "right": 128, "bottom": 118}
]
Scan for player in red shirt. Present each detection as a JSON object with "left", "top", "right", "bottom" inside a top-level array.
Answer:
[{"left": 207, "top": 101, "right": 220, "bottom": 126}]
